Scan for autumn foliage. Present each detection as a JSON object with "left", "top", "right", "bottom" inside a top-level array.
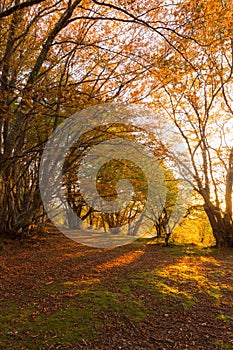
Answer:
[{"left": 0, "top": 0, "right": 232, "bottom": 246}]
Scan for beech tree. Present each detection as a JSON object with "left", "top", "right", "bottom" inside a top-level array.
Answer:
[
  {"left": 0, "top": 0, "right": 174, "bottom": 237},
  {"left": 150, "top": 0, "right": 233, "bottom": 247}
]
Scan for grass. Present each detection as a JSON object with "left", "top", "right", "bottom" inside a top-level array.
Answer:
[
  {"left": 0, "top": 282, "right": 149, "bottom": 349},
  {"left": 216, "top": 314, "right": 233, "bottom": 323},
  {"left": 0, "top": 271, "right": 197, "bottom": 348}
]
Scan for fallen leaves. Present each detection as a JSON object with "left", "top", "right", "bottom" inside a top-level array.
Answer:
[{"left": 0, "top": 232, "right": 232, "bottom": 349}]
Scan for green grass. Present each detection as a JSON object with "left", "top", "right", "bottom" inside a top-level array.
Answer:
[
  {"left": 0, "top": 302, "right": 96, "bottom": 349},
  {"left": 0, "top": 274, "right": 194, "bottom": 349},
  {"left": 215, "top": 340, "right": 233, "bottom": 349},
  {"left": 216, "top": 314, "right": 233, "bottom": 323},
  {"left": 0, "top": 282, "right": 149, "bottom": 349},
  {"left": 125, "top": 271, "right": 197, "bottom": 309}
]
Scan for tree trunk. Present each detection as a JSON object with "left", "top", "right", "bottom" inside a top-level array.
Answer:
[{"left": 204, "top": 204, "right": 233, "bottom": 248}]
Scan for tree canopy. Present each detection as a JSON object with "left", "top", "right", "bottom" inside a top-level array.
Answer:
[{"left": 0, "top": 0, "right": 232, "bottom": 247}]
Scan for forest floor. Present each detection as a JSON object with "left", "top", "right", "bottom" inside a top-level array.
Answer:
[{"left": 0, "top": 229, "right": 233, "bottom": 350}]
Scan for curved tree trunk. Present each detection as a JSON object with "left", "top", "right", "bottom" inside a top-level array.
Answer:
[{"left": 204, "top": 204, "right": 233, "bottom": 248}]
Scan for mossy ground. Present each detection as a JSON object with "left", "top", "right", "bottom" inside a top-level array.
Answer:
[{"left": 0, "top": 233, "right": 232, "bottom": 349}]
